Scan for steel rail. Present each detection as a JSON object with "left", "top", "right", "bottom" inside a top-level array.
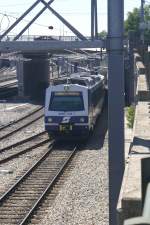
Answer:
[
  {"left": 0, "top": 75, "right": 17, "bottom": 82},
  {"left": 0, "top": 81, "right": 18, "bottom": 89},
  {"left": 19, "top": 144, "right": 78, "bottom": 225},
  {"left": 0, "top": 109, "right": 43, "bottom": 141},
  {"left": 0, "top": 140, "right": 55, "bottom": 204},
  {"left": 0, "top": 130, "right": 46, "bottom": 154},
  {"left": 0, "top": 86, "right": 18, "bottom": 99},
  {"left": 0, "top": 131, "right": 51, "bottom": 165},
  {"left": 0, "top": 106, "right": 43, "bottom": 131},
  {"left": 0, "top": 142, "right": 78, "bottom": 225}
]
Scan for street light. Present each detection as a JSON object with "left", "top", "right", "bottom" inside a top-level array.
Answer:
[{"left": 48, "top": 26, "right": 54, "bottom": 39}]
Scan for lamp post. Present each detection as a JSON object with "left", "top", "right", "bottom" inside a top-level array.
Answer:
[
  {"left": 48, "top": 25, "right": 54, "bottom": 78},
  {"left": 48, "top": 25, "right": 54, "bottom": 38}
]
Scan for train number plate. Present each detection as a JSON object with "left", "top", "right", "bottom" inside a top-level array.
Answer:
[{"left": 59, "top": 124, "right": 72, "bottom": 132}]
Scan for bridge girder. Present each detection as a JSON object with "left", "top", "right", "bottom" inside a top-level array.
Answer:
[{"left": 0, "top": 40, "right": 105, "bottom": 53}]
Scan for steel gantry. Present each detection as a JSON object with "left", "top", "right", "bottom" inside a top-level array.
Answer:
[
  {"left": 0, "top": 1, "right": 125, "bottom": 225},
  {"left": 107, "top": 1, "right": 125, "bottom": 225},
  {"left": 0, "top": 0, "right": 87, "bottom": 42},
  {"left": 140, "top": 0, "right": 145, "bottom": 43},
  {"left": 91, "top": 0, "right": 98, "bottom": 40}
]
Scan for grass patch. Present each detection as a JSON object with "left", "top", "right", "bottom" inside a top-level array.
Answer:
[{"left": 126, "top": 106, "right": 135, "bottom": 128}]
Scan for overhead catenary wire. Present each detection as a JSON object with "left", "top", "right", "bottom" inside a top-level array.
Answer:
[
  {"left": 0, "top": 11, "right": 73, "bottom": 35},
  {"left": 0, "top": 12, "right": 48, "bottom": 28},
  {"left": 0, "top": 13, "right": 10, "bottom": 33},
  {"left": 0, "top": 3, "right": 33, "bottom": 7}
]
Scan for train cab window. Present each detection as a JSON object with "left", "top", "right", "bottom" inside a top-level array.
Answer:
[{"left": 49, "top": 92, "right": 84, "bottom": 111}]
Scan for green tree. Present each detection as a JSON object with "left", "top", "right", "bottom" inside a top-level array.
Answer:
[
  {"left": 126, "top": 106, "right": 135, "bottom": 128},
  {"left": 125, "top": 8, "right": 140, "bottom": 33},
  {"left": 125, "top": 5, "right": 150, "bottom": 42},
  {"left": 98, "top": 30, "right": 107, "bottom": 39}
]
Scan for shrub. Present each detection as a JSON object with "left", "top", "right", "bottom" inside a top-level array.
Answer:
[{"left": 126, "top": 106, "right": 135, "bottom": 128}]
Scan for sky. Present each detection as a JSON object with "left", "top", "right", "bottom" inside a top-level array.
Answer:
[{"left": 0, "top": 0, "right": 144, "bottom": 37}]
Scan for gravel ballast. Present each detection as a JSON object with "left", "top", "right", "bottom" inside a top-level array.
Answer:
[
  {"left": 0, "top": 102, "right": 41, "bottom": 126},
  {"left": 41, "top": 148, "right": 108, "bottom": 225},
  {"left": 39, "top": 104, "right": 109, "bottom": 225},
  {"left": 0, "top": 102, "right": 45, "bottom": 194}
]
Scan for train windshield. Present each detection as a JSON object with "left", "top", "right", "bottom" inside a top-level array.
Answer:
[{"left": 49, "top": 92, "right": 84, "bottom": 111}]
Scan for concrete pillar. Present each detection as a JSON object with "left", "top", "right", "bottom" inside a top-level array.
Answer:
[{"left": 17, "top": 53, "right": 49, "bottom": 100}]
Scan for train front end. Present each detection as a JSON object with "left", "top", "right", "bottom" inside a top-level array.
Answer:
[{"left": 45, "top": 84, "right": 89, "bottom": 139}]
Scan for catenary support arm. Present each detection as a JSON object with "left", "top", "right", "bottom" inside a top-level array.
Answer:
[
  {"left": 40, "top": 0, "right": 87, "bottom": 41},
  {"left": 13, "top": 0, "right": 55, "bottom": 40}
]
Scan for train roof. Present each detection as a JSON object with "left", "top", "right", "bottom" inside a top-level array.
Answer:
[{"left": 51, "top": 72, "right": 104, "bottom": 88}]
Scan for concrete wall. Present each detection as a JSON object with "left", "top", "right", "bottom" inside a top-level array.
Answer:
[
  {"left": 145, "top": 51, "right": 150, "bottom": 88},
  {"left": 117, "top": 53, "right": 150, "bottom": 225}
]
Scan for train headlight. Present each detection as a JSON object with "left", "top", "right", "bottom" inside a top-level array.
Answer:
[
  {"left": 64, "top": 85, "right": 70, "bottom": 91},
  {"left": 48, "top": 117, "right": 52, "bottom": 122},
  {"left": 80, "top": 117, "right": 85, "bottom": 122}
]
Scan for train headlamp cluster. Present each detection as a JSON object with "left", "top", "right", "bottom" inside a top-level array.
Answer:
[
  {"left": 48, "top": 117, "right": 85, "bottom": 123},
  {"left": 80, "top": 117, "right": 85, "bottom": 122},
  {"left": 64, "top": 85, "right": 70, "bottom": 91},
  {"left": 48, "top": 117, "right": 52, "bottom": 122}
]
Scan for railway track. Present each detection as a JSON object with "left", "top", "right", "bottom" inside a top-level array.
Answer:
[
  {"left": 0, "top": 80, "right": 18, "bottom": 99},
  {"left": 0, "top": 67, "right": 14, "bottom": 75},
  {"left": 0, "top": 67, "right": 16, "bottom": 83},
  {"left": 0, "top": 80, "right": 18, "bottom": 89},
  {"left": 0, "top": 75, "right": 17, "bottom": 83},
  {"left": 0, "top": 67, "right": 7, "bottom": 74},
  {"left": 0, "top": 131, "right": 50, "bottom": 164},
  {"left": 0, "top": 86, "right": 18, "bottom": 99},
  {"left": 0, "top": 106, "right": 43, "bottom": 141},
  {"left": 0, "top": 142, "right": 78, "bottom": 225}
]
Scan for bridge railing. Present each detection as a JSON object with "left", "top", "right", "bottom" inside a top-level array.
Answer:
[{"left": 2, "top": 35, "right": 94, "bottom": 42}]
